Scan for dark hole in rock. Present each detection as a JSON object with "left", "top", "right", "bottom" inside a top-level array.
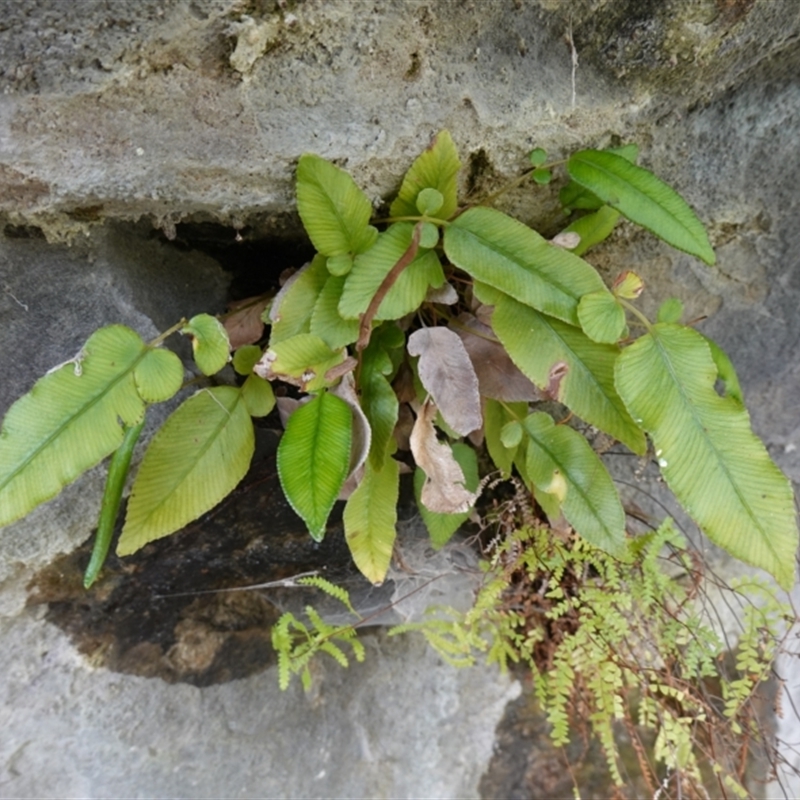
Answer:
[
  {"left": 28, "top": 431, "right": 412, "bottom": 687},
  {"left": 24, "top": 220, "right": 395, "bottom": 688},
  {"left": 156, "top": 219, "right": 316, "bottom": 301}
]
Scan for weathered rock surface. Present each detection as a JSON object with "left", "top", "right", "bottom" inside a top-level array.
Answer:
[{"left": 2, "top": 0, "right": 800, "bottom": 796}]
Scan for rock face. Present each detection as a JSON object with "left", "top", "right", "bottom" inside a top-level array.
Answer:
[{"left": 2, "top": 0, "right": 800, "bottom": 796}]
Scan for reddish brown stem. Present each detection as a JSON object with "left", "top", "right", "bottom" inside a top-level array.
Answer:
[{"left": 356, "top": 222, "right": 422, "bottom": 352}]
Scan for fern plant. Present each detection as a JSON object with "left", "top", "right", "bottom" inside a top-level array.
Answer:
[
  {"left": 385, "top": 511, "right": 793, "bottom": 796},
  {"left": 0, "top": 130, "right": 795, "bottom": 595},
  {"left": 271, "top": 575, "right": 366, "bottom": 691}
]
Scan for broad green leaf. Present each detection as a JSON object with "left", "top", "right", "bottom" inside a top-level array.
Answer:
[
  {"left": 362, "top": 369, "right": 399, "bottom": 470},
  {"left": 492, "top": 296, "right": 646, "bottom": 454},
  {"left": 296, "top": 154, "right": 377, "bottom": 257},
  {"left": 232, "top": 344, "right": 263, "bottom": 376},
  {"left": 444, "top": 207, "right": 608, "bottom": 326},
  {"left": 277, "top": 391, "right": 353, "bottom": 541},
  {"left": 562, "top": 205, "right": 621, "bottom": 256},
  {"left": 567, "top": 150, "right": 716, "bottom": 265},
  {"left": 560, "top": 144, "right": 639, "bottom": 211},
  {"left": 241, "top": 373, "right": 276, "bottom": 417},
  {"left": 390, "top": 130, "right": 460, "bottom": 220},
  {"left": 471, "top": 280, "right": 503, "bottom": 307},
  {"left": 702, "top": 334, "right": 744, "bottom": 406},
  {"left": 415, "top": 442, "right": 479, "bottom": 549},
  {"left": 484, "top": 399, "right": 527, "bottom": 477},
  {"left": 260, "top": 333, "right": 345, "bottom": 392},
  {"left": 310, "top": 274, "right": 360, "bottom": 350},
  {"left": 182, "top": 314, "right": 230, "bottom": 376},
  {"left": 268, "top": 255, "right": 329, "bottom": 344},
  {"left": 577, "top": 290, "right": 627, "bottom": 344},
  {"left": 133, "top": 347, "right": 184, "bottom": 403},
  {"left": 339, "top": 223, "right": 445, "bottom": 321},
  {"left": 614, "top": 324, "right": 797, "bottom": 588},
  {"left": 344, "top": 456, "right": 399, "bottom": 584},
  {"left": 0, "top": 325, "right": 148, "bottom": 527},
  {"left": 524, "top": 412, "right": 626, "bottom": 556},
  {"left": 119, "top": 386, "right": 254, "bottom": 555}
]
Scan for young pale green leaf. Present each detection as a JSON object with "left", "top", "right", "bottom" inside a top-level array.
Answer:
[
  {"left": 562, "top": 205, "right": 621, "bottom": 256},
  {"left": 529, "top": 147, "right": 547, "bottom": 167},
  {"left": 702, "top": 334, "right": 744, "bottom": 406},
  {"left": 567, "top": 150, "right": 716, "bottom": 265},
  {"left": 296, "top": 154, "right": 377, "bottom": 257},
  {"left": 501, "top": 420, "right": 523, "bottom": 448},
  {"left": 416, "top": 188, "right": 445, "bottom": 216},
  {"left": 612, "top": 270, "right": 645, "bottom": 300},
  {"left": 444, "top": 207, "right": 608, "bottom": 326},
  {"left": 390, "top": 130, "right": 461, "bottom": 220},
  {"left": 415, "top": 443, "right": 479, "bottom": 549},
  {"left": 614, "top": 323, "right": 798, "bottom": 589},
  {"left": 182, "top": 314, "right": 230, "bottom": 376},
  {"left": 484, "top": 399, "right": 527, "bottom": 478},
  {"left": 339, "top": 223, "right": 445, "bottom": 321},
  {"left": 133, "top": 347, "right": 184, "bottom": 403},
  {"left": 269, "top": 255, "right": 329, "bottom": 344},
  {"left": 532, "top": 168, "right": 552, "bottom": 185},
  {"left": 310, "top": 274, "right": 361, "bottom": 350},
  {"left": 344, "top": 456, "right": 399, "bottom": 584},
  {"left": 559, "top": 144, "right": 639, "bottom": 211},
  {"left": 327, "top": 253, "right": 355, "bottom": 277},
  {"left": 523, "top": 412, "right": 626, "bottom": 557},
  {"left": 577, "top": 290, "right": 627, "bottom": 344},
  {"left": 118, "top": 386, "right": 254, "bottom": 555},
  {"left": 278, "top": 391, "right": 353, "bottom": 541},
  {"left": 492, "top": 296, "right": 646, "bottom": 454},
  {"left": 256, "top": 333, "right": 345, "bottom": 392},
  {"left": 418, "top": 221, "right": 440, "bottom": 249},
  {"left": 657, "top": 297, "right": 684, "bottom": 324},
  {"left": 241, "top": 373, "right": 276, "bottom": 417},
  {"left": 232, "top": 344, "right": 263, "bottom": 376},
  {"left": 0, "top": 325, "right": 148, "bottom": 528}
]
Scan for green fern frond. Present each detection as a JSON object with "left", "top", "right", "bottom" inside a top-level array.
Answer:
[{"left": 298, "top": 575, "right": 361, "bottom": 617}]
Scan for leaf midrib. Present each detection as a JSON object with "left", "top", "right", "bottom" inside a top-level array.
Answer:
[
  {"left": 527, "top": 422, "right": 619, "bottom": 543},
  {"left": 529, "top": 309, "right": 641, "bottom": 451},
  {"left": 650, "top": 329, "right": 768, "bottom": 543},
  {"left": 131, "top": 388, "right": 244, "bottom": 529},
  {"left": 452, "top": 219, "right": 581, "bottom": 317},
  {"left": 0, "top": 342, "right": 147, "bottom": 495},
  {"left": 572, "top": 155, "right": 702, "bottom": 242}
]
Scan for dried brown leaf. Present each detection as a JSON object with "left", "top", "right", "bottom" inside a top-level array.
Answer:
[
  {"left": 224, "top": 295, "right": 270, "bottom": 349},
  {"left": 452, "top": 313, "right": 541, "bottom": 403},
  {"left": 425, "top": 281, "right": 459, "bottom": 305},
  {"left": 409, "top": 399, "right": 478, "bottom": 514},
  {"left": 407, "top": 326, "right": 482, "bottom": 436}
]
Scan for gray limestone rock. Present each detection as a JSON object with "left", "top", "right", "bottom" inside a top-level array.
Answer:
[{"left": 2, "top": 0, "right": 800, "bottom": 797}]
